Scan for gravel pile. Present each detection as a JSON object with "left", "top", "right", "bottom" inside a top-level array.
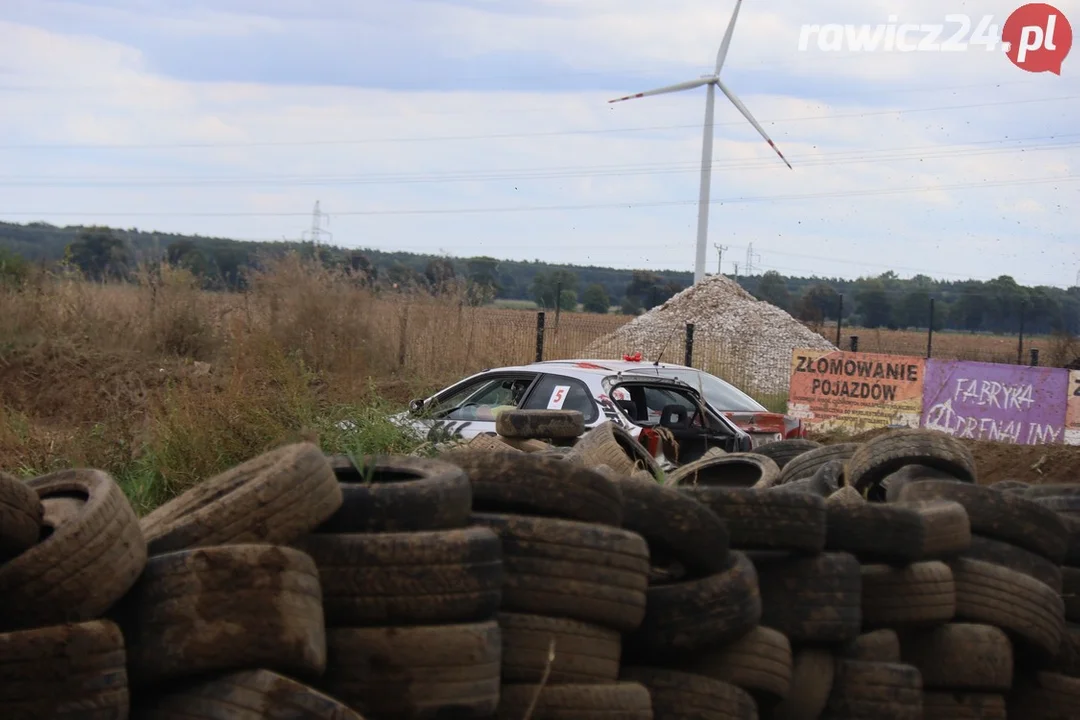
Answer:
[{"left": 583, "top": 274, "right": 837, "bottom": 396}]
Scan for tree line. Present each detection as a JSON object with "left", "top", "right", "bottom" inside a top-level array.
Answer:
[{"left": 0, "top": 220, "right": 1076, "bottom": 336}]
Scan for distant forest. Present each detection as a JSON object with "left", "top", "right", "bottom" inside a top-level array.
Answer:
[{"left": 1, "top": 220, "right": 1077, "bottom": 336}]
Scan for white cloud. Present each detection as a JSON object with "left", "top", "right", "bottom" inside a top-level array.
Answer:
[{"left": 0, "top": 0, "right": 1078, "bottom": 289}]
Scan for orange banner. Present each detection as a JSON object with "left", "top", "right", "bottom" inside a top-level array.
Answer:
[{"left": 788, "top": 349, "right": 926, "bottom": 433}]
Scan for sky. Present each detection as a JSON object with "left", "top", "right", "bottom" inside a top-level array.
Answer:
[{"left": 1, "top": 0, "right": 1078, "bottom": 287}]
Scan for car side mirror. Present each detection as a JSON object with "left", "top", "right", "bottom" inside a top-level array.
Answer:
[{"left": 408, "top": 399, "right": 425, "bottom": 415}]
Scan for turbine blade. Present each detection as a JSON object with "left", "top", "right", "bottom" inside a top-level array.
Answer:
[
  {"left": 715, "top": 0, "right": 745, "bottom": 74},
  {"left": 716, "top": 79, "right": 793, "bottom": 169},
  {"left": 608, "top": 77, "right": 713, "bottom": 103}
]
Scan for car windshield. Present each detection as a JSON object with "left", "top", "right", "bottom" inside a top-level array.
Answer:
[{"left": 624, "top": 368, "right": 765, "bottom": 412}]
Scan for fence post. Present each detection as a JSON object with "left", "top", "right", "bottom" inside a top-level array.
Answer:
[
  {"left": 1031, "top": 348, "right": 1040, "bottom": 367},
  {"left": 1017, "top": 307, "right": 1025, "bottom": 365},
  {"left": 849, "top": 335, "right": 859, "bottom": 352},
  {"left": 684, "top": 323, "right": 695, "bottom": 367},
  {"left": 535, "top": 312, "right": 545, "bottom": 363},
  {"left": 398, "top": 306, "right": 409, "bottom": 368},
  {"left": 927, "top": 298, "right": 935, "bottom": 358},
  {"left": 835, "top": 294, "right": 844, "bottom": 346}
]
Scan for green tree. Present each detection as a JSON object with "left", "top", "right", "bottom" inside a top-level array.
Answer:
[
  {"left": 796, "top": 283, "right": 840, "bottom": 323},
  {"left": 558, "top": 289, "right": 578, "bottom": 312},
  {"left": 532, "top": 270, "right": 578, "bottom": 309},
  {"left": 753, "top": 271, "right": 791, "bottom": 310},
  {"left": 620, "top": 295, "right": 643, "bottom": 315},
  {"left": 424, "top": 257, "right": 456, "bottom": 294},
  {"left": 581, "top": 283, "right": 611, "bottom": 314},
  {"left": 65, "top": 226, "right": 131, "bottom": 281},
  {"left": 466, "top": 256, "right": 500, "bottom": 305},
  {"left": 625, "top": 271, "right": 682, "bottom": 310},
  {"left": 898, "top": 289, "right": 931, "bottom": 329},
  {"left": 0, "top": 247, "right": 28, "bottom": 287},
  {"left": 854, "top": 277, "right": 893, "bottom": 328}
]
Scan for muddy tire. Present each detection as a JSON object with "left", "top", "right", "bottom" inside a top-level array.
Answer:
[
  {"left": 923, "top": 692, "right": 1006, "bottom": 719},
  {"left": 0, "top": 469, "right": 146, "bottom": 632},
  {"left": 135, "top": 669, "right": 363, "bottom": 720},
  {"left": 899, "top": 623, "right": 1012, "bottom": 692},
  {"left": 825, "top": 660, "right": 923, "bottom": 719},
  {"left": 501, "top": 438, "right": 554, "bottom": 453},
  {"left": 897, "top": 480, "right": 1069, "bottom": 563},
  {"left": 496, "top": 409, "right": 585, "bottom": 439},
  {"left": 842, "top": 629, "right": 901, "bottom": 662},
  {"left": 825, "top": 501, "right": 926, "bottom": 562},
  {"left": 0, "top": 471, "right": 42, "bottom": 559},
  {"left": 141, "top": 442, "right": 342, "bottom": 555},
  {"left": 0, "top": 619, "right": 128, "bottom": 719},
  {"left": 990, "top": 479, "right": 1031, "bottom": 494},
  {"left": 827, "top": 485, "right": 865, "bottom": 506},
  {"left": 323, "top": 621, "right": 501, "bottom": 719},
  {"left": 778, "top": 443, "right": 860, "bottom": 484},
  {"left": 116, "top": 544, "right": 326, "bottom": 686},
  {"left": 882, "top": 464, "right": 963, "bottom": 502},
  {"left": 1008, "top": 671, "right": 1080, "bottom": 719},
  {"left": 499, "top": 612, "right": 621, "bottom": 684},
  {"left": 949, "top": 557, "right": 1064, "bottom": 657},
  {"left": 613, "top": 474, "right": 730, "bottom": 579},
  {"left": 666, "top": 453, "right": 781, "bottom": 489},
  {"left": 808, "top": 459, "right": 844, "bottom": 496},
  {"left": 860, "top": 561, "right": 956, "bottom": 629},
  {"left": 890, "top": 499, "right": 972, "bottom": 559},
  {"left": 771, "top": 648, "right": 834, "bottom": 720},
  {"left": 572, "top": 421, "right": 663, "bottom": 481},
  {"left": 441, "top": 451, "right": 624, "bottom": 526},
  {"left": 626, "top": 551, "right": 761, "bottom": 657},
  {"left": 620, "top": 667, "right": 757, "bottom": 720},
  {"left": 294, "top": 527, "right": 502, "bottom": 626},
  {"left": 847, "top": 429, "right": 977, "bottom": 501},
  {"left": 472, "top": 513, "right": 649, "bottom": 631},
  {"left": 679, "top": 486, "right": 826, "bottom": 553},
  {"left": 687, "top": 625, "right": 793, "bottom": 702},
  {"left": 1063, "top": 568, "right": 1080, "bottom": 621},
  {"left": 497, "top": 682, "right": 653, "bottom": 720},
  {"left": 753, "top": 551, "right": 862, "bottom": 644},
  {"left": 1052, "top": 623, "right": 1080, "bottom": 677},
  {"left": 964, "top": 534, "right": 1063, "bottom": 594},
  {"left": 751, "top": 439, "right": 822, "bottom": 470}
]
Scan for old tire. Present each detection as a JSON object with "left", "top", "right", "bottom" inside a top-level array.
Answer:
[
  {"left": 882, "top": 464, "right": 964, "bottom": 502},
  {"left": 496, "top": 409, "right": 585, "bottom": 439},
  {"left": 116, "top": 544, "right": 326, "bottom": 686},
  {"left": 924, "top": 692, "right": 1006, "bottom": 719},
  {"left": 472, "top": 513, "right": 649, "bottom": 631},
  {"left": 318, "top": 454, "right": 472, "bottom": 533},
  {"left": 497, "top": 682, "right": 653, "bottom": 720},
  {"left": 778, "top": 443, "right": 860, "bottom": 484},
  {"left": 753, "top": 551, "right": 862, "bottom": 644},
  {"left": 1008, "top": 671, "right": 1080, "bottom": 719},
  {"left": 825, "top": 501, "right": 926, "bottom": 562},
  {"left": 665, "top": 453, "right": 781, "bottom": 489},
  {"left": 771, "top": 648, "right": 834, "bottom": 720},
  {"left": 687, "top": 625, "right": 793, "bottom": 702},
  {"left": 0, "top": 619, "right": 128, "bottom": 719},
  {"left": 847, "top": 429, "right": 977, "bottom": 501},
  {"left": 140, "top": 442, "right": 342, "bottom": 555},
  {"left": 0, "top": 471, "right": 42, "bottom": 559},
  {"left": 897, "top": 480, "right": 1069, "bottom": 563},
  {"left": 899, "top": 623, "right": 1013, "bottom": 692},
  {"left": 294, "top": 527, "right": 502, "bottom": 626},
  {"left": 572, "top": 421, "right": 663, "bottom": 480},
  {"left": 620, "top": 667, "right": 757, "bottom": 720},
  {"left": 963, "top": 534, "right": 1063, "bottom": 594},
  {"left": 860, "top": 561, "right": 956, "bottom": 629},
  {"left": 825, "top": 660, "right": 923, "bottom": 719},
  {"left": 890, "top": 499, "right": 973, "bottom": 559},
  {"left": 751, "top": 439, "right": 822, "bottom": 470},
  {"left": 679, "top": 486, "right": 827, "bottom": 553},
  {"left": 441, "top": 451, "right": 624, "bottom": 526},
  {"left": 0, "top": 469, "right": 146, "bottom": 632},
  {"left": 499, "top": 612, "right": 621, "bottom": 684},
  {"left": 842, "top": 630, "right": 901, "bottom": 663},
  {"left": 134, "top": 669, "right": 363, "bottom": 720},
  {"left": 323, "top": 621, "right": 501, "bottom": 719}
]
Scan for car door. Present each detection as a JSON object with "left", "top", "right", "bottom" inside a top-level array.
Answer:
[
  {"left": 518, "top": 373, "right": 601, "bottom": 427},
  {"left": 415, "top": 371, "right": 541, "bottom": 442}
]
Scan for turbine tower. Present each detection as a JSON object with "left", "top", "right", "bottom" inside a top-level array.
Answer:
[{"left": 609, "top": 0, "right": 793, "bottom": 285}]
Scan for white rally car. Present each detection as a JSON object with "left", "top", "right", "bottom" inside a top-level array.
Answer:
[{"left": 391, "top": 360, "right": 753, "bottom": 469}]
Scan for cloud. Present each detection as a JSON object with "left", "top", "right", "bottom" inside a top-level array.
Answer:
[{"left": 0, "top": 0, "right": 1077, "bottom": 289}]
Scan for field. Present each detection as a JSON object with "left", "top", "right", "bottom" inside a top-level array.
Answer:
[{"left": 0, "top": 254, "right": 1073, "bottom": 514}]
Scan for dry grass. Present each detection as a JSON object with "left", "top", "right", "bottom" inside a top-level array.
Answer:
[
  {"left": 818, "top": 322, "right": 1050, "bottom": 364},
  {"left": 0, "top": 253, "right": 1050, "bottom": 511}
]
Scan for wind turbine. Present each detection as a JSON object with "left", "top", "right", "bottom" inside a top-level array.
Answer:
[{"left": 608, "top": 0, "right": 793, "bottom": 285}]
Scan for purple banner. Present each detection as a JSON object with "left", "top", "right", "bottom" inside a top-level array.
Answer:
[{"left": 920, "top": 360, "right": 1069, "bottom": 445}]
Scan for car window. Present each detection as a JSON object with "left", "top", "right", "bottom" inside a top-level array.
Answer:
[
  {"left": 625, "top": 368, "right": 765, "bottom": 412},
  {"left": 521, "top": 374, "right": 599, "bottom": 424},
  {"left": 642, "top": 386, "right": 698, "bottom": 418},
  {"left": 427, "top": 374, "right": 536, "bottom": 421}
]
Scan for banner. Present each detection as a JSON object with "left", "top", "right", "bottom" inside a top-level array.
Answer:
[
  {"left": 1065, "top": 370, "right": 1080, "bottom": 445},
  {"left": 787, "top": 349, "right": 925, "bottom": 433},
  {"left": 920, "top": 360, "right": 1069, "bottom": 444}
]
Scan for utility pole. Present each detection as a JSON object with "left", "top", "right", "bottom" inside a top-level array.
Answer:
[
  {"left": 714, "top": 244, "right": 728, "bottom": 275},
  {"left": 745, "top": 243, "right": 754, "bottom": 276},
  {"left": 302, "top": 200, "right": 332, "bottom": 248},
  {"left": 732, "top": 262, "right": 739, "bottom": 281}
]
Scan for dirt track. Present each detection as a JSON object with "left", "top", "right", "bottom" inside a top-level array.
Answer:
[{"left": 812, "top": 429, "right": 1080, "bottom": 487}]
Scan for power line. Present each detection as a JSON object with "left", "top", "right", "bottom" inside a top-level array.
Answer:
[{"left": 2, "top": 95, "right": 1076, "bottom": 151}]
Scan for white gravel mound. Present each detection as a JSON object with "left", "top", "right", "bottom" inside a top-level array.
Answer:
[{"left": 582, "top": 274, "right": 837, "bottom": 396}]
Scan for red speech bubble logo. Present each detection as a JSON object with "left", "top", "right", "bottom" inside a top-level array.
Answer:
[{"left": 1003, "top": 3, "right": 1072, "bottom": 74}]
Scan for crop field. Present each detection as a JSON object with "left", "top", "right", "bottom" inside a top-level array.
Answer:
[{"left": 0, "top": 254, "right": 1070, "bottom": 513}]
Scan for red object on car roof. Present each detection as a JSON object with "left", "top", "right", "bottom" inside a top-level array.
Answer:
[{"left": 622, "top": 352, "right": 643, "bottom": 362}]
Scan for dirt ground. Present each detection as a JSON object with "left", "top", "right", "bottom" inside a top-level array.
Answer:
[{"left": 811, "top": 428, "right": 1080, "bottom": 487}]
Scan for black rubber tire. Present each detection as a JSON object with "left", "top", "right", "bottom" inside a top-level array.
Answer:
[
  {"left": 0, "top": 619, "right": 128, "bottom": 719},
  {"left": 140, "top": 442, "right": 342, "bottom": 555},
  {"left": 471, "top": 513, "right": 649, "bottom": 631},
  {"left": 1026, "top": 483, "right": 1080, "bottom": 500},
  {"left": 134, "top": 669, "right": 363, "bottom": 720},
  {"left": 1008, "top": 671, "right": 1080, "bottom": 719},
  {"left": 317, "top": 454, "right": 472, "bottom": 533},
  {"left": 620, "top": 667, "right": 757, "bottom": 720},
  {"left": 0, "top": 471, "right": 42, "bottom": 560},
  {"left": 440, "top": 450, "right": 624, "bottom": 527},
  {"left": 963, "top": 534, "right": 1063, "bottom": 594},
  {"left": 842, "top": 629, "right": 901, "bottom": 663},
  {"left": 753, "top": 551, "right": 862, "bottom": 644},
  {"left": 0, "top": 469, "right": 146, "bottom": 632},
  {"left": 825, "top": 660, "right": 924, "bottom": 719},
  {"left": 495, "top": 409, "right": 585, "bottom": 439},
  {"left": 1063, "top": 567, "right": 1080, "bottom": 622},
  {"left": 751, "top": 439, "right": 823, "bottom": 470},
  {"left": 889, "top": 499, "right": 973, "bottom": 559},
  {"left": 499, "top": 612, "right": 621, "bottom": 684},
  {"left": 847, "top": 429, "right": 977, "bottom": 501},
  {"left": 897, "top": 480, "right": 1069, "bottom": 564},
  {"left": 883, "top": 463, "right": 964, "bottom": 502},
  {"left": 625, "top": 551, "right": 762, "bottom": 657},
  {"left": 497, "top": 682, "right": 653, "bottom": 720},
  {"left": 860, "top": 561, "right": 956, "bottom": 629},
  {"left": 666, "top": 453, "right": 781, "bottom": 489},
  {"left": 686, "top": 625, "right": 793, "bottom": 703},
  {"left": 613, "top": 474, "right": 730, "bottom": 579},
  {"left": 571, "top": 421, "right": 663, "bottom": 481},
  {"left": 825, "top": 502, "right": 927, "bottom": 562},
  {"left": 924, "top": 692, "right": 1006, "bottom": 719},
  {"left": 990, "top": 479, "right": 1032, "bottom": 494},
  {"left": 115, "top": 544, "right": 327, "bottom": 687},
  {"left": 294, "top": 527, "right": 503, "bottom": 626},
  {"left": 778, "top": 443, "right": 860, "bottom": 484},
  {"left": 899, "top": 623, "right": 1013, "bottom": 692},
  {"left": 771, "top": 648, "right": 834, "bottom": 720},
  {"left": 679, "top": 486, "right": 827, "bottom": 553}
]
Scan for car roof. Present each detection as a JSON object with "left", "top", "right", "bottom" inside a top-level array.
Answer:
[{"left": 465, "top": 361, "right": 705, "bottom": 389}]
